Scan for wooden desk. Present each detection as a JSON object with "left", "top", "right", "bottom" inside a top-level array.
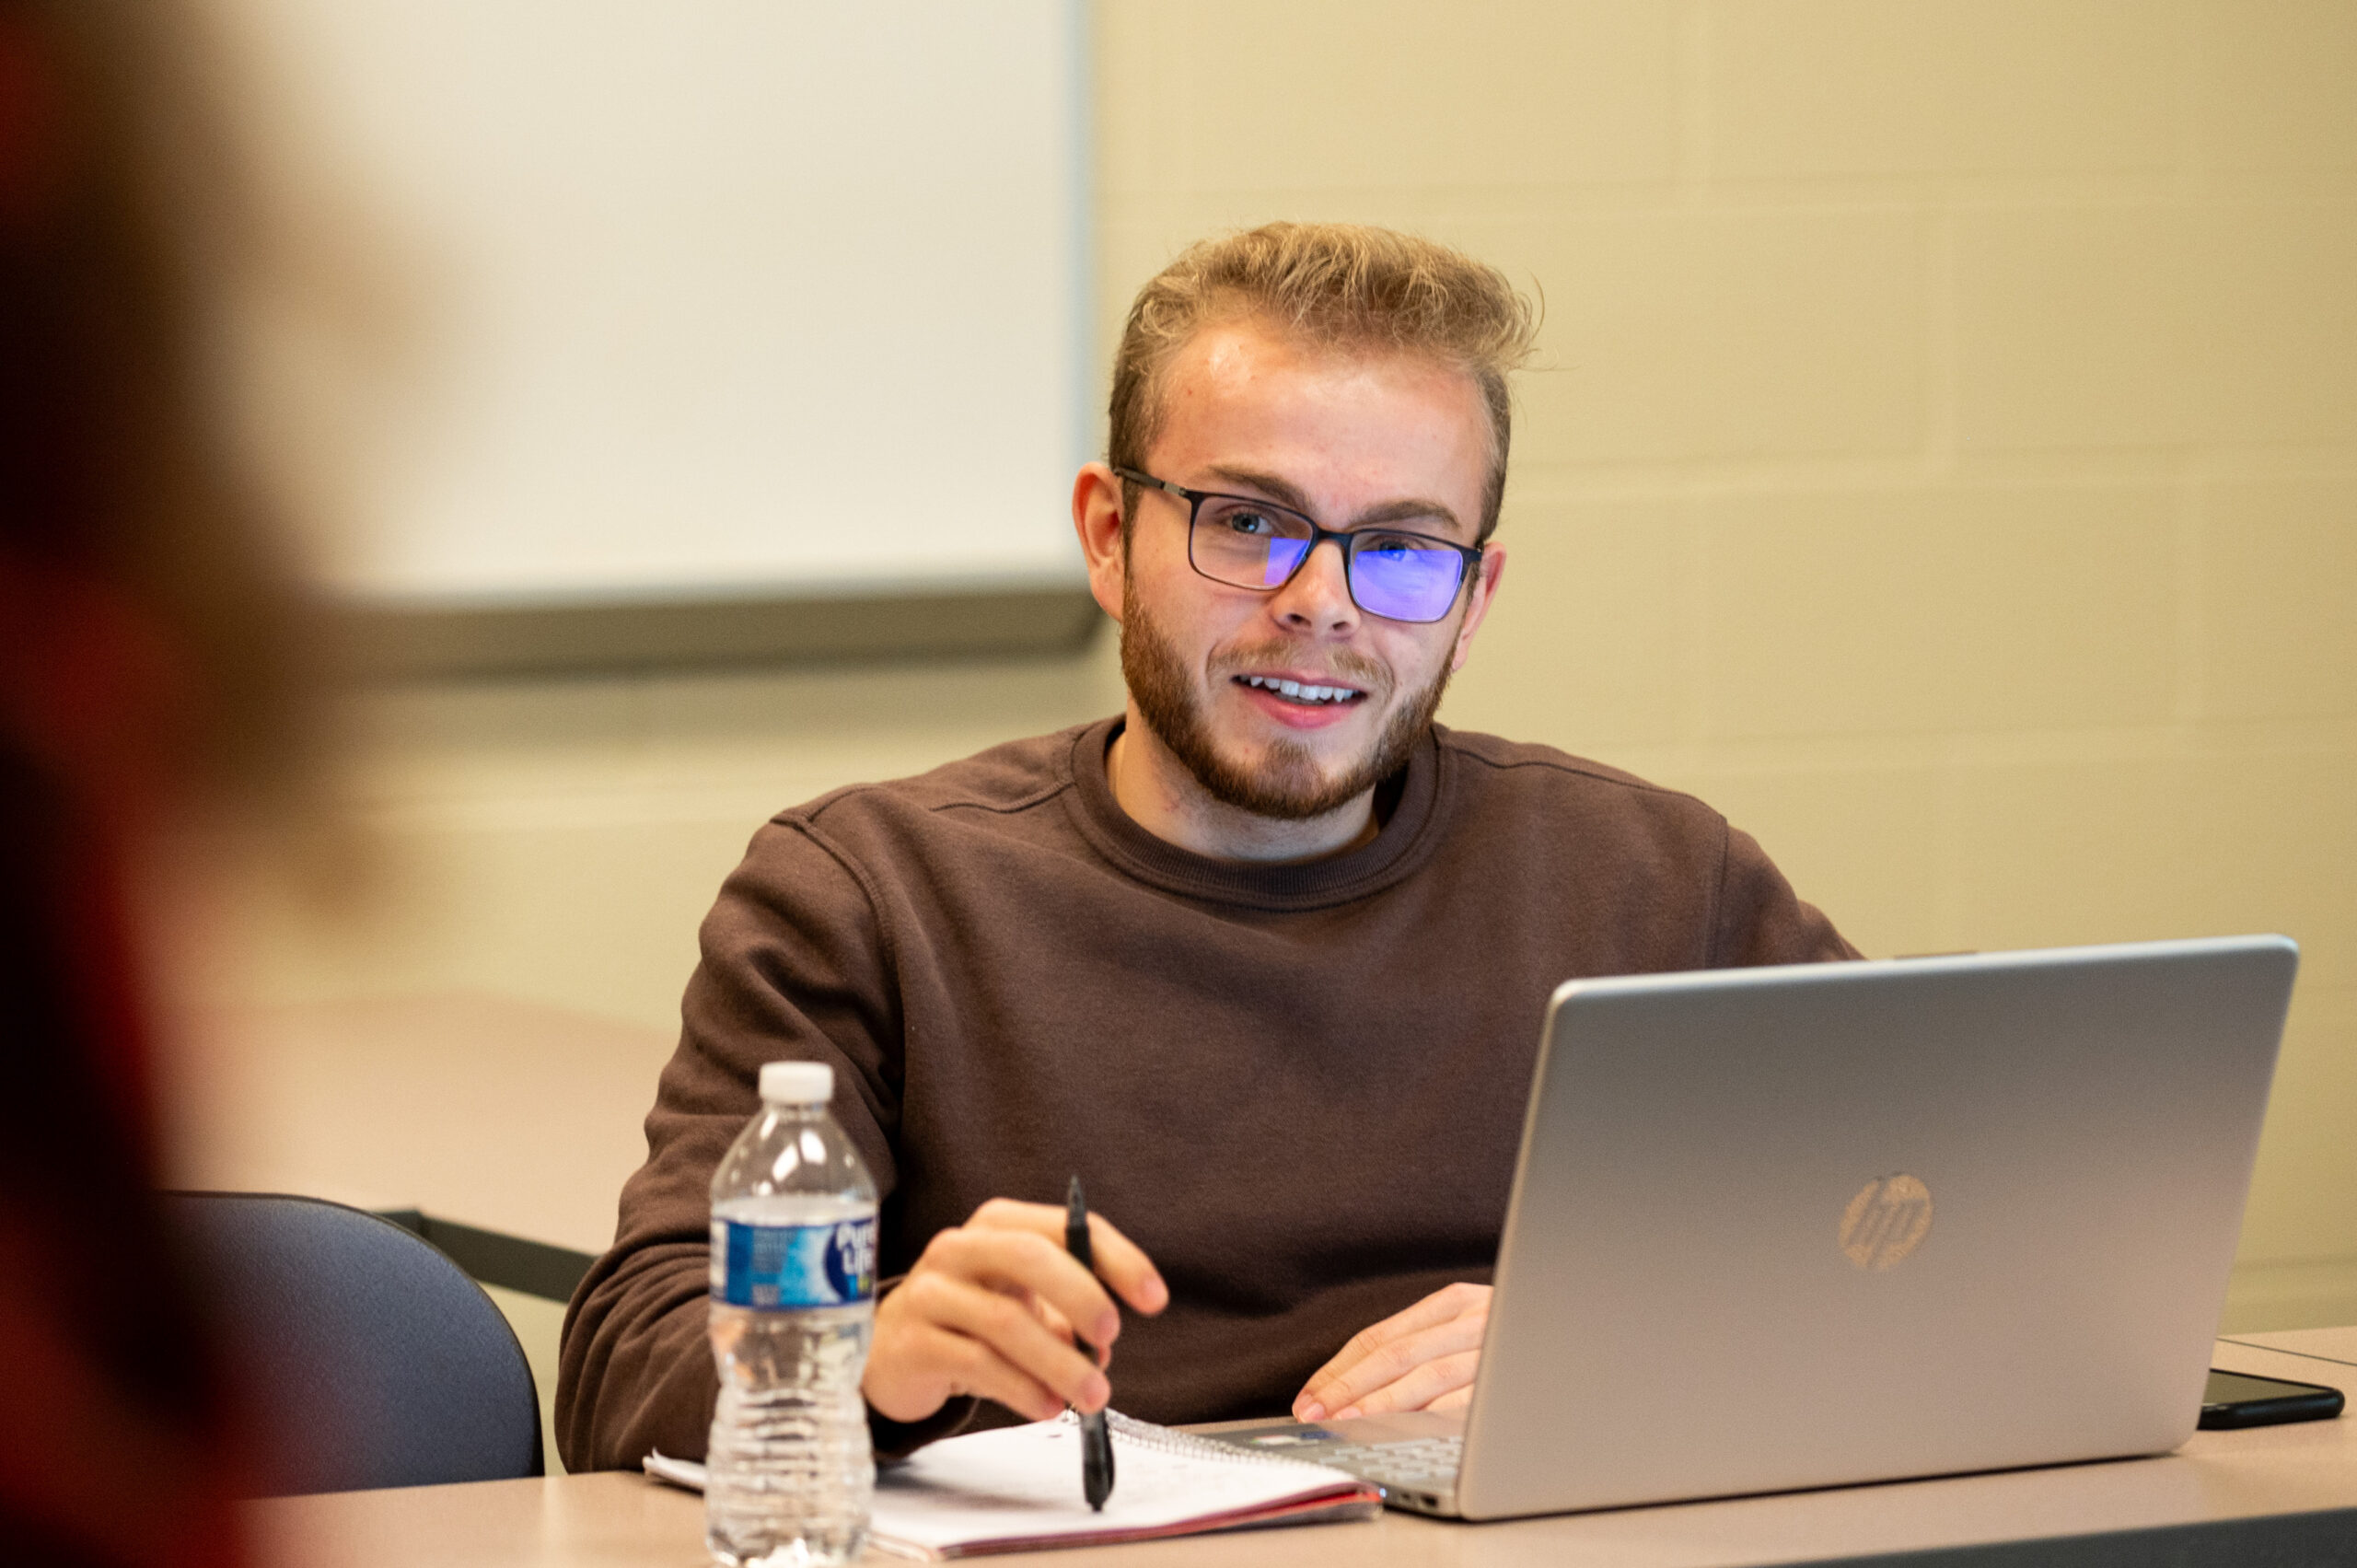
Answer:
[{"left": 250, "top": 1329, "right": 2357, "bottom": 1568}]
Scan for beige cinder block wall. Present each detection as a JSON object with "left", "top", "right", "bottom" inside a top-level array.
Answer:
[
  {"left": 1097, "top": 0, "right": 2355, "bottom": 1326},
  {"left": 226, "top": 0, "right": 2356, "bottom": 1330}
]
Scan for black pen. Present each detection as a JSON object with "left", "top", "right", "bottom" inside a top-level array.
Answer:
[{"left": 1065, "top": 1175, "right": 1116, "bottom": 1511}]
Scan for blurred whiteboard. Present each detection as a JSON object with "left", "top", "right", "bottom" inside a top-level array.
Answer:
[{"left": 225, "top": 0, "right": 1090, "bottom": 648}]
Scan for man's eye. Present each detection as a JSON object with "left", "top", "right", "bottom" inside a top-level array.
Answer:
[{"left": 1221, "top": 510, "right": 1279, "bottom": 538}]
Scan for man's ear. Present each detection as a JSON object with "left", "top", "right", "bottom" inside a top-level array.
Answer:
[
  {"left": 1073, "top": 462, "right": 1127, "bottom": 625},
  {"left": 1448, "top": 543, "right": 1506, "bottom": 673}
]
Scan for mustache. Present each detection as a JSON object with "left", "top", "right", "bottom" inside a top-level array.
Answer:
[{"left": 1209, "top": 640, "right": 1390, "bottom": 691}]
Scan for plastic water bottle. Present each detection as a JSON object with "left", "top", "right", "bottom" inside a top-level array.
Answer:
[{"left": 706, "top": 1060, "right": 879, "bottom": 1567}]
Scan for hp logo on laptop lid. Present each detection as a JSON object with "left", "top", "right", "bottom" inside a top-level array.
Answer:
[{"left": 1840, "top": 1174, "right": 1933, "bottom": 1270}]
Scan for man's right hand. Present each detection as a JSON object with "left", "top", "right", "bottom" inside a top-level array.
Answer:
[{"left": 863, "top": 1198, "right": 1168, "bottom": 1425}]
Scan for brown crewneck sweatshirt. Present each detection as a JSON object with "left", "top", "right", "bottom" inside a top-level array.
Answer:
[{"left": 556, "top": 718, "right": 1855, "bottom": 1471}]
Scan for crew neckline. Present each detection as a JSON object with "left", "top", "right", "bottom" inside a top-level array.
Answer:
[{"left": 1061, "top": 715, "right": 1451, "bottom": 911}]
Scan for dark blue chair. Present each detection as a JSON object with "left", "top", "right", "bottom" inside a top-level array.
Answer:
[{"left": 165, "top": 1191, "right": 543, "bottom": 1494}]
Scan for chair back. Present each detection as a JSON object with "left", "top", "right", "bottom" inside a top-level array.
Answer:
[{"left": 166, "top": 1191, "right": 543, "bottom": 1494}]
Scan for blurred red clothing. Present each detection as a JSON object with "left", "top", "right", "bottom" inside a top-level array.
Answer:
[{"left": 0, "top": 3, "right": 269, "bottom": 1562}]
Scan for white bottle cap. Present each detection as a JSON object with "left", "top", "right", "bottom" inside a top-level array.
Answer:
[{"left": 759, "top": 1060, "right": 834, "bottom": 1106}]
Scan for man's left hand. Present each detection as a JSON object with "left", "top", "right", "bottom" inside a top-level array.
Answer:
[{"left": 1291, "top": 1282, "right": 1490, "bottom": 1423}]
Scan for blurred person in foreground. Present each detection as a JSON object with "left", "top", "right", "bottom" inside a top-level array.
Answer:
[{"left": 0, "top": 0, "right": 310, "bottom": 1562}]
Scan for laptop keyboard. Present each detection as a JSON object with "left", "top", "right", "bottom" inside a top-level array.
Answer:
[{"left": 1318, "top": 1434, "right": 1463, "bottom": 1491}]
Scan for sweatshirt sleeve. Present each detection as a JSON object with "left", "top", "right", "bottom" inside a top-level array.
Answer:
[
  {"left": 1708, "top": 821, "right": 1863, "bottom": 968},
  {"left": 556, "top": 817, "right": 906, "bottom": 1472}
]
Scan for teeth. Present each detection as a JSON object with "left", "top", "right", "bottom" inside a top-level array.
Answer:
[{"left": 1242, "top": 675, "right": 1357, "bottom": 704}]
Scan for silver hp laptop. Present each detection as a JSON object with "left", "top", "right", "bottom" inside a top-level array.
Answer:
[{"left": 1202, "top": 936, "right": 2299, "bottom": 1519}]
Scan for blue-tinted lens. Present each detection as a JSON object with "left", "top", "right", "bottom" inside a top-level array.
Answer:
[
  {"left": 1350, "top": 537, "right": 1466, "bottom": 621},
  {"left": 1191, "top": 496, "right": 1316, "bottom": 589},
  {"left": 1257, "top": 535, "right": 1311, "bottom": 587}
]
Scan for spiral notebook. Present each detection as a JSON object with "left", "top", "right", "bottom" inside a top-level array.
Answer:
[{"left": 645, "top": 1411, "right": 1382, "bottom": 1559}]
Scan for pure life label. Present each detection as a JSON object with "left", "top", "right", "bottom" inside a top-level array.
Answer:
[{"left": 714, "top": 1216, "right": 878, "bottom": 1308}]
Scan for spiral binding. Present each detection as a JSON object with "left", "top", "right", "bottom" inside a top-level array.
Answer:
[{"left": 1093, "top": 1410, "right": 1345, "bottom": 1474}]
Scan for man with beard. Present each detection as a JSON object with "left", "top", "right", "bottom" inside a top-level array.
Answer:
[{"left": 556, "top": 224, "right": 1855, "bottom": 1471}]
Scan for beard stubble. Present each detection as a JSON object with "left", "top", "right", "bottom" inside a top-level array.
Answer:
[{"left": 1119, "top": 578, "right": 1457, "bottom": 822}]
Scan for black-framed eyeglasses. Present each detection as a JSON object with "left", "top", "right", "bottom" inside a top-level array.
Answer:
[{"left": 1113, "top": 467, "right": 1484, "bottom": 624}]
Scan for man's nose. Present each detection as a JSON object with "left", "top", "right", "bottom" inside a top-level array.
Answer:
[{"left": 1269, "top": 536, "right": 1358, "bottom": 631}]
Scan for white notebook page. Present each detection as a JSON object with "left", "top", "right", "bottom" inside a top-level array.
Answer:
[
  {"left": 645, "top": 1411, "right": 1376, "bottom": 1558},
  {"left": 871, "top": 1411, "right": 1364, "bottom": 1550}
]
